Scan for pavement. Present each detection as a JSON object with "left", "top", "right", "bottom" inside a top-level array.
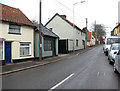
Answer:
[{"left": 1, "top": 45, "right": 97, "bottom": 76}]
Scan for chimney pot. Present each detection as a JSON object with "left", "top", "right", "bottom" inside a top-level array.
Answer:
[{"left": 61, "top": 15, "right": 66, "bottom": 18}]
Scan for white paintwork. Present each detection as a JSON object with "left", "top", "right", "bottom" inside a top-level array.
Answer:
[
  {"left": 0, "top": 22, "right": 34, "bottom": 60},
  {"left": 46, "top": 14, "right": 86, "bottom": 51}
]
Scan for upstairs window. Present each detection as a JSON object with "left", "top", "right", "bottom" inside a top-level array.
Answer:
[{"left": 9, "top": 24, "right": 21, "bottom": 34}]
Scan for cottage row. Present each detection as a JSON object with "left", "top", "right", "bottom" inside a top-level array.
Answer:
[{"left": 0, "top": 4, "right": 86, "bottom": 65}]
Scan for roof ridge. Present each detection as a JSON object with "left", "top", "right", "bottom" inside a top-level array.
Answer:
[
  {"left": 0, "top": 3, "right": 19, "bottom": 10},
  {"left": 0, "top": 3, "right": 34, "bottom": 27}
]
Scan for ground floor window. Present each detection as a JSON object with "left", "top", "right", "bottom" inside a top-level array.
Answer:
[
  {"left": 0, "top": 42, "right": 3, "bottom": 60},
  {"left": 20, "top": 43, "right": 31, "bottom": 56},
  {"left": 0, "top": 41, "right": 4, "bottom": 60},
  {"left": 76, "top": 39, "right": 78, "bottom": 47},
  {"left": 44, "top": 38, "right": 52, "bottom": 51}
]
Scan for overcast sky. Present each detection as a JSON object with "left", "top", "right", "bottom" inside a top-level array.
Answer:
[{"left": 0, "top": 0, "right": 120, "bottom": 36}]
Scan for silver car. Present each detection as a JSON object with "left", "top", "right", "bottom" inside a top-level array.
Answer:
[
  {"left": 108, "top": 44, "right": 120, "bottom": 64},
  {"left": 114, "top": 50, "right": 120, "bottom": 74}
]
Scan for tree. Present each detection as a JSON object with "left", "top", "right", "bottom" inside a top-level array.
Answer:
[{"left": 92, "top": 22, "right": 106, "bottom": 44}]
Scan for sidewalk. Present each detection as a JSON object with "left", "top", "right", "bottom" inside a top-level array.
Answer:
[{"left": 1, "top": 46, "right": 96, "bottom": 76}]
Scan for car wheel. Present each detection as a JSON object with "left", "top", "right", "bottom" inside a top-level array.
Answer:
[
  {"left": 114, "top": 64, "right": 118, "bottom": 74},
  {"left": 109, "top": 60, "right": 113, "bottom": 65},
  {"left": 105, "top": 52, "right": 108, "bottom": 56}
]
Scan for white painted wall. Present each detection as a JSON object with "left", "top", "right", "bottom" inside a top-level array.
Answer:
[
  {"left": 46, "top": 15, "right": 86, "bottom": 51},
  {"left": 0, "top": 22, "right": 34, "bottom": 60}
]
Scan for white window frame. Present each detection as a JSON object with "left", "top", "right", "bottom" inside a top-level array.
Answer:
[
  {"left": 0, "top": 41, "right": 5, "bottom": 60},
  {"left": 20, "top": 42, "right": 31, "bottom": 57}
]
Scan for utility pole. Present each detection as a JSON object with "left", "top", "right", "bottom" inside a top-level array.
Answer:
[
  {"left": 39, "top": 0, "right": 42, "bottom": 61},
  {"left": 94, "top": 20, "right": 97, "bottom": 44},
  {"left": 86, "top": 18, "right": 88, "bottom": 48}
]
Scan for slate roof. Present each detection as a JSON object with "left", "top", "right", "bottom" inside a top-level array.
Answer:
[
  {"left": 35, "top": 24, "right": 59, "bottom": 38},
  {"left": 45, "top": 13, "right": 85, "bottom": 33},
  {"left": 0, "top": 4, "right": 34, "bottom": 27}
]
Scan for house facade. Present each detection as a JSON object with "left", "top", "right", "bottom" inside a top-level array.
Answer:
[
  {"left": 34, "top": 25, "right": 59, "bottom": 58},
  {"left": 112, "top": 23, "right": 120, "bottom": 36},
  {"left": 45, "top": 13, "right": 86, "bottom": 53},
  {"left": 87, "top": 32, "right": 95, "bottom": 47},
  {"left": 0, "top": 4, "right": 35, "bottom": 64}
]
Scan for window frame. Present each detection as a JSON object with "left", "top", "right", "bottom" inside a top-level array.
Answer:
[
  {"left": 44, "top": 37, "right": 52, "bottom": 51},
  {"left": 9, "top": 24, "right": 21, "bottom": 34},
  {"left": 76, "top": 39, "right": 78, "bottom": 47},
  {"left": 20, "top": 42, "right": 31, "bottom": 57}
]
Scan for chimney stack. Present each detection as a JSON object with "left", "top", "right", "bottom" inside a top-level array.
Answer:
[{"left": 61, "top": 15, "right": 67, "bottom": 18}]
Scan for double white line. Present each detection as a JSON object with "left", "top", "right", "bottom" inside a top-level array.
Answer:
[{"left": 49, "top": 73, "right": 75, "bottom": 91}]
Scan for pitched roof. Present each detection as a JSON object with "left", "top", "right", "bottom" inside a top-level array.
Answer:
[
  {"left": 87, "top": 32, "right": 92, "bottom": 40},
  {"left": 45, "top": 13, "right": 84, "bottom": 33},
  {"left": 35, "top": 24, "right": 59, "bottom": 38},
  {"left": 0, "top": 4, "right": 34, "bottom": 27}
]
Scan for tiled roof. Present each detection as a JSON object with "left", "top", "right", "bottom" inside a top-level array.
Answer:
[
  {"left": 87, "top": 32, "right": 92, "bottom": 40},
  {"left": 0, "top": 4, "right": 34, "bottom": 27}
]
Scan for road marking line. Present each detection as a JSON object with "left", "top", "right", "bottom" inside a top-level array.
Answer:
[
  {"left": 97, "top": 72, "right": 100, "bottom": 76},
  {"left": 104, "top": 72, "right": 106, "bottom": 76},
  {"left": 49, "top": 73, "right": 74, "bottom": 91},
  {"left": 76, "top": 53, "right": 79, "bottom": 56}
]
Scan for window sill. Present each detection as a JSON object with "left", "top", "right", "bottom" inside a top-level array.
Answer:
[
  {"left": 8, "top": 32, "right": 21, "bottom": 35},
  {"left": 20, "top": 55, "right": 31, "bottom": 57}
]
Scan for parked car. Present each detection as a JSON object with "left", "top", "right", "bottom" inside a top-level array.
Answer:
[
  {"left": 103, "top": 36, "right": 120, "bottom": 56},
  {"left": 108, "top": 43, "right": 120, "bottom": 64},
  {"left": 114, "top": 50, "right": 120, "bottom": 74}
]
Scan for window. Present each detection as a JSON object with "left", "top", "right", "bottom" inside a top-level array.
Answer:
[
  {"left": 20, "top": 43, "right": 31, "bottom": 56},
  {"left": 76, "top": 40, "right": 78, "bottom": 47},
  {"left": 107, "top": 38, "right": 120, "bottom": 45},
  {"left": 0, "top": 42, "right": 3, "bottom": 60},
  {"left": 44, "top": 38, "right": 52, "bottom": 51},
  {"left": 9, "top": 24, "right": 21, "bottom": 34}
]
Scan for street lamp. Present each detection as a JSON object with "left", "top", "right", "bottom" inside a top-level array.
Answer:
[{"left": 73, "top": 1, "right": 85, "bottom": 52}]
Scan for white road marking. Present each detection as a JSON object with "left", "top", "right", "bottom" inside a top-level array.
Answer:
[
  {"left": 49, "top": 73, "right": 75, "bottom": 91},
  {"left": 97, "top": 72, "right": 100, "bottom": 76},
  {"left": 76, "top": 53, "right": 79, "bottom": 56},
  {"left": 104, "top": 72, "right": 106, "bottom": 76}
]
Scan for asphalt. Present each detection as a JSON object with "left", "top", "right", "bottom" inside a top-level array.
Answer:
[
  {"left": 1, "top": 45, "right": 96, "bottom": 76},
  {"left": 2, "top": 45, "right": 119, "bottom": 90}
]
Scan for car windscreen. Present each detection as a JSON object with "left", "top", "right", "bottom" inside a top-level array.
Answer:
[
  {"left": 112, "top": 46, "right": 120, "bottom": 50},
  {"left": 107, "top": 38, "right": 120, "bottom": 45}
]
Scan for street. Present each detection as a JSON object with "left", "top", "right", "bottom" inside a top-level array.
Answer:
[{"left": 2, "top": 45, "right": 120, "bottom": 90}]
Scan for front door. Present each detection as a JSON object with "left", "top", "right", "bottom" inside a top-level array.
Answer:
[{"left": 5, "top": 42, "right": 12, "bottom": 64}]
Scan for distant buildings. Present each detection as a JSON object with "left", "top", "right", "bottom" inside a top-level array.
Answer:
[{"left": 87, "top": 32, "right": 95, "bottom": 46}]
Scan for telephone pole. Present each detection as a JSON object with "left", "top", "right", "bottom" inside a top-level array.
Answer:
[{"left": 39, "top": 0, "right": 42, "bottom": 61}]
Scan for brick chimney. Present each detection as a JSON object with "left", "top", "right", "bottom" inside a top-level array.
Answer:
[{"left": 61, "top": 15, "right": 67, "bottom": 18}]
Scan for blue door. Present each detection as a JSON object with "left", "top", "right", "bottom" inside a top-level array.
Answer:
[{"left": 5, "top": 42, "right": 12, "bottom": 64}]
